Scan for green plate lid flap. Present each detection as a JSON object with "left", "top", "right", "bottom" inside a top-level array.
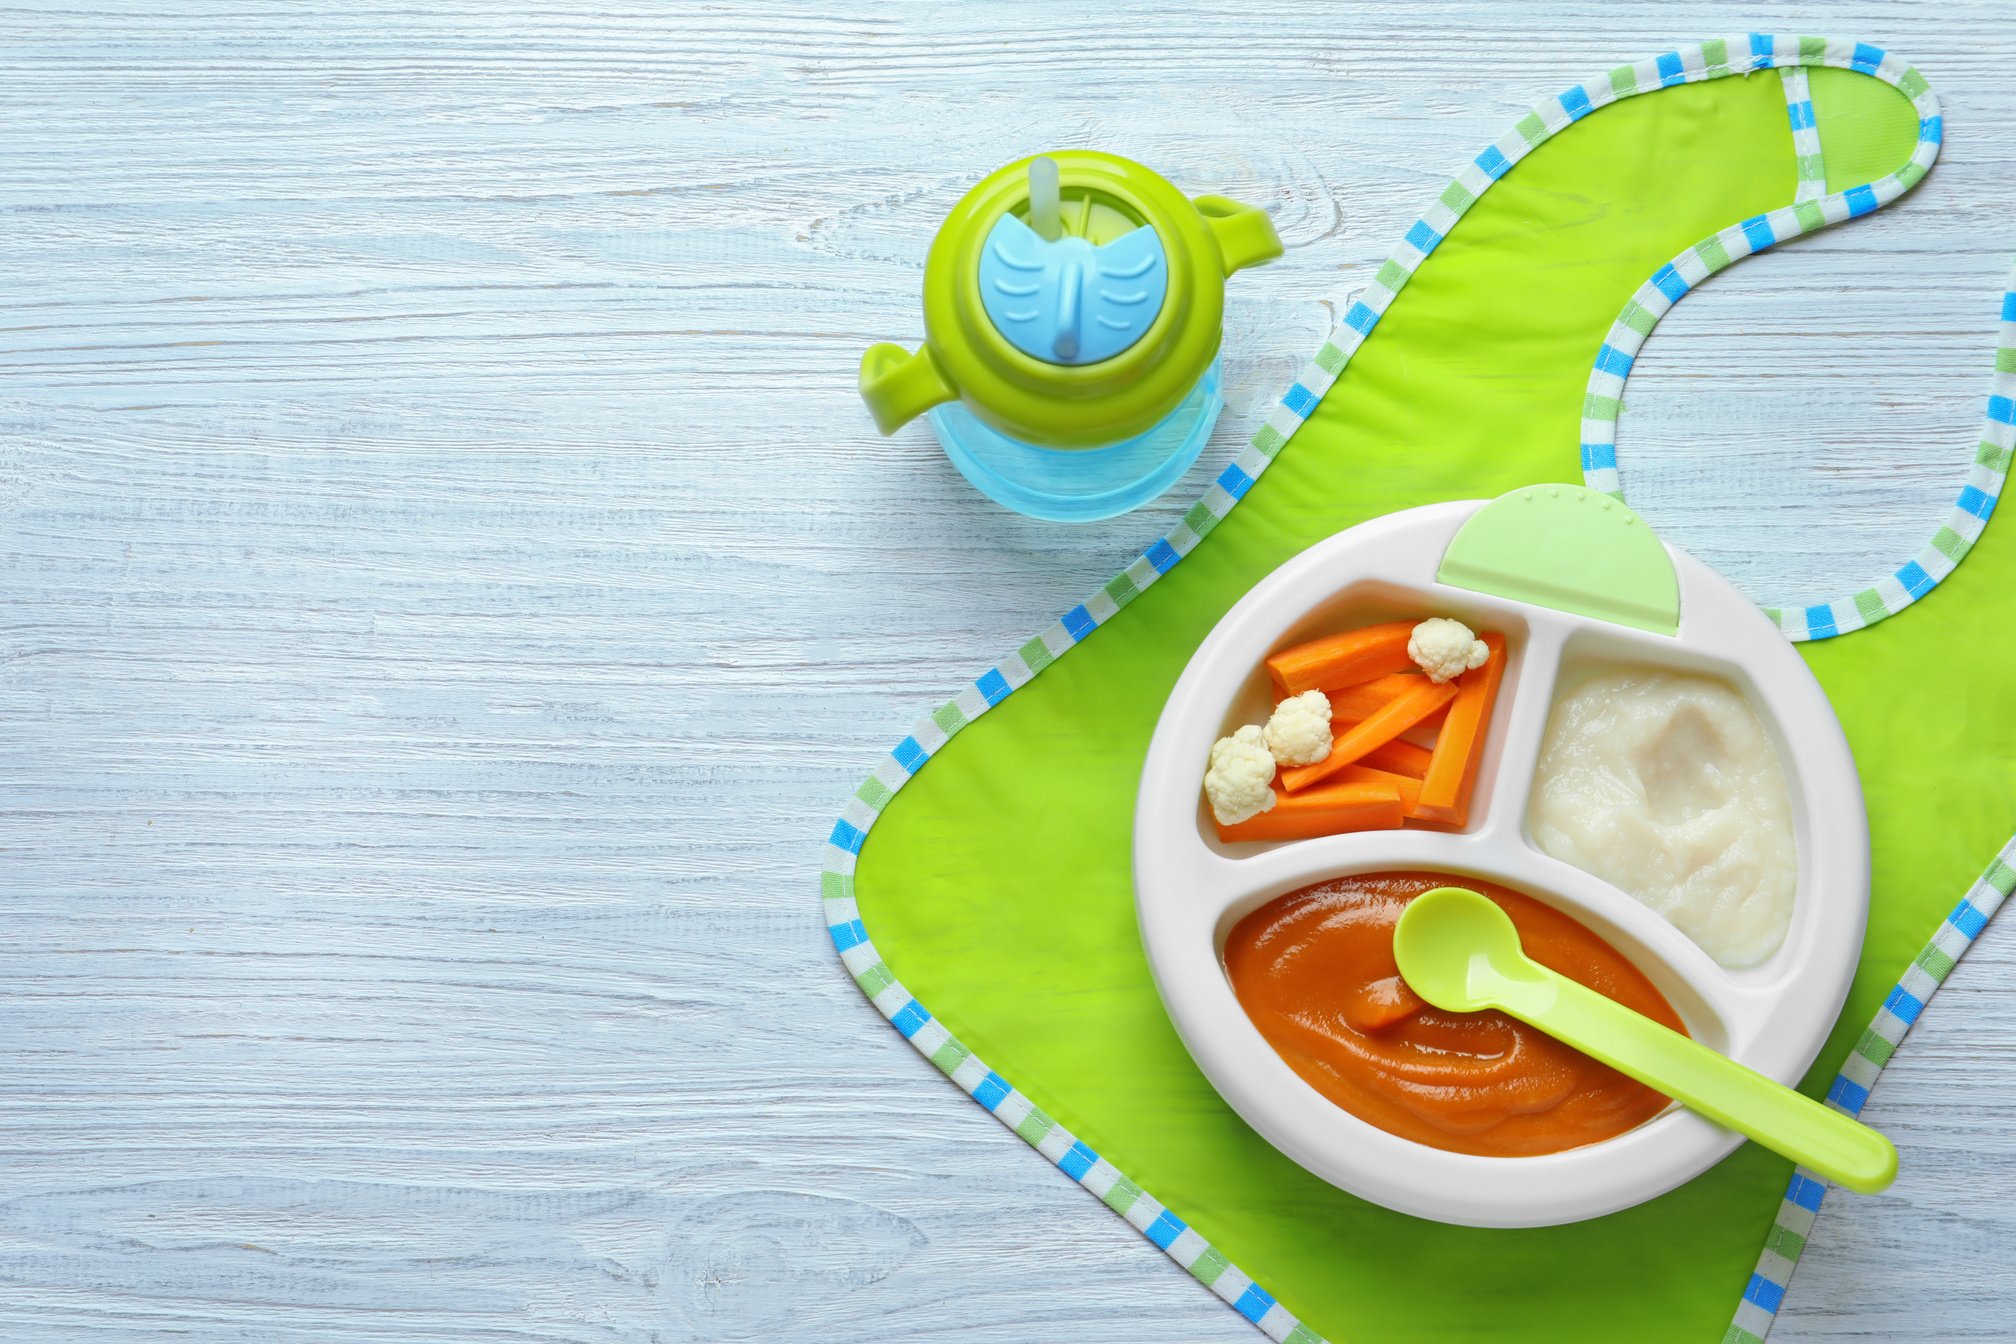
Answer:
[{"left": 1437, "top": 485, "right": 1680, "bottom": 635}]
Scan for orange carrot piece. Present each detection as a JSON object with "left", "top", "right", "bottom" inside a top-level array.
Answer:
[
  {"left": 1361, "top": 737, "right": 1433, "bottom": 779},
  {"left": 1266, "top": 621, "right": 1416, "bottom": 697},
  {"left": 1342, "top": 976, "right": 1425, "bottom": 1033},
  {"left": 1215, "top": 779, "right": 1404, "bottom": 843},
  {"left": 1323, "top": 672, "right": 1425, "bottom": 722},
  {"left": 1282, "top": 678, "right": 1457, "bottom": 792},
  {"left": 1355, "top": 699, "right": 1451, "bottom": 747},
  {"left": 1409, "top": 634, "right": 1507, "bottom": 827},
  {"left": 1397, "top": 719, "right": 1445, "bottom": 752},
  {"left": 1327, "top": 762, "right": 1422, "bottom": 814}
]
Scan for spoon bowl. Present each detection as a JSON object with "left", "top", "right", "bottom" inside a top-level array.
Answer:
[{"left": 1390, "top": 886, "right": 1532, "bottom": 1011}]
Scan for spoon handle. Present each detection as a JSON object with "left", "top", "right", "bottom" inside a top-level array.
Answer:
[{"left": 1500, "top": 971, "right": 1897, "bottom": 1194}]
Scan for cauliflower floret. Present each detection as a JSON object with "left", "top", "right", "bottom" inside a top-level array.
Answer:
[
  {"left": 1409, "top": 617, "right": 1490, "bottom": 683},
  {"left": 1204, "top": 724, "right": 1277, "bottom": 826},
  {"left": 1264, "top": 690, "right": 1333, "bottom": 766}
]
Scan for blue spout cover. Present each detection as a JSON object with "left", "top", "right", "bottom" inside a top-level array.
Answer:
[{"left": 977, "top": 214, "right": 1168, "bottom": 366}]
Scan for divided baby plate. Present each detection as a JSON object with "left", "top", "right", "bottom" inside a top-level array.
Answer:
[{"left": 1133, "top": 486, "right": 1870, "bottom": 1228}]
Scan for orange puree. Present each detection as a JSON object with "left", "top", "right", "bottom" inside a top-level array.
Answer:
[{"left": 1224, "top": 871, "right": 1685, "bottom": 1157}]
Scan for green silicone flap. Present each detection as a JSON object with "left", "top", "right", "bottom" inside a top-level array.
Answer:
[{"left": 1438, "top": 484, "right": 1680, "bottom": 635}]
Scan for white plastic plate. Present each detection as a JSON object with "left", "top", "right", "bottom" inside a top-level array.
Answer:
[{"left": 1133, "top": 501, "right": 1869, "bottom": 1227}]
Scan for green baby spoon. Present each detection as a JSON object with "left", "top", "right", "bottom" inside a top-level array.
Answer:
[{"left": 1392, "top": 886, "right": 1898, "bottom": 1194}]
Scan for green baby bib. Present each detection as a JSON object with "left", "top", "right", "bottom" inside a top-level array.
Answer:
[{"left": 832, "top": 38, "right": 2011, "bottom": 1344}]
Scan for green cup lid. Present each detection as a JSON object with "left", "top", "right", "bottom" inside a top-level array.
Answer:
[{"left": 860, "top": 151, "right": 1282, "bottom": 448}]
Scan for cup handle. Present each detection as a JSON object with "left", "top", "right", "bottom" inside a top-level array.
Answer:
[
  {"left": 859, "top": 343, "right": 958, "bottom": 434},
  {"left": 1193, "top": 195, "right": 1283, "bottom": 277}
]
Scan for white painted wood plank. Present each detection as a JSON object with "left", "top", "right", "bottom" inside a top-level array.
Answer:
[{"left": 0, "top": 2, "right": 2009, "bottom": 1340}]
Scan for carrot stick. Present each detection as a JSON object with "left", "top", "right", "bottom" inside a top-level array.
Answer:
[
  {"left": 1361, "top": 738, "right": 1433, "bottom": 779},
  {"left": 1324, "top": 672, "right": 1425, "bottom": 722},
  {"left": 1215, "top": 779, "right": 1404, "bottom": 843},
  {"left": 1266, "top": 621, "right": 1416, "bottom": 697},
  {"left": 1397, "top": 720, "right": 1444, "bottom": 752},
  {"left": 1327, "top": 762, "right": 1423, "bottom": 814},
  {"left": 1282, "top": 678, "right": 1457, "bottom": 792},
  {"left": 1409, "top": 633, "right": 1507, "bottom": 828},
  {"left": 1344, "top": 699, "right": 1451, "bottom": 748}
]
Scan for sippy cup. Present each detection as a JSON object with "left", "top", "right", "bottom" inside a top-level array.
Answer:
[{"left": 860, "top": 151, "right": 1281, "bottom": 522}]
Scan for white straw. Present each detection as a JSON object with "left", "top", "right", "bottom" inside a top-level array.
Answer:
[{"left": 1027, "top": 157, "right": 1062, "bottom": 241}]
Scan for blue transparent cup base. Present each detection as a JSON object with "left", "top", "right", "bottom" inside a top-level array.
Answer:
[{"left": 926, "top": 358, "right": 1224, "bottom": 522}]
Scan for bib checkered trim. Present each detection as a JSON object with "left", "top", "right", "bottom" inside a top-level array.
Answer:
[{"left": 1575, "top": 36, "right": 2001, "bottom": 642}]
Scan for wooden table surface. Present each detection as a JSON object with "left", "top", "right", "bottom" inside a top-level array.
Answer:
[{"left": 3, "top": 3, "right": 2011, "bottom": 1340}]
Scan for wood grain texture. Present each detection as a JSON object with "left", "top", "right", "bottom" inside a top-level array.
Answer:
[{"left": 0, "top": 2, "right": 2010, "bottom": 1340}]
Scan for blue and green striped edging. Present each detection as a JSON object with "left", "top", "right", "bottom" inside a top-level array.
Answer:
[
  {"left": 1576, "top": 36, "right": 2004, "bottom": 642},
  {"left": 1724, "top": 841, "right": 2016, "bottom": 1344},
  {"left": 1778, "top": 65, "right": 1829, "bottom": 204},
  {"left": 828, "top": 37, "right": 2006, "bottom": 1344}
]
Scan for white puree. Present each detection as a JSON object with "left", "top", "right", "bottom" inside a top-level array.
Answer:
[{"left": 1529, "top": 668, "right": 1797, "bottom": 968}]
